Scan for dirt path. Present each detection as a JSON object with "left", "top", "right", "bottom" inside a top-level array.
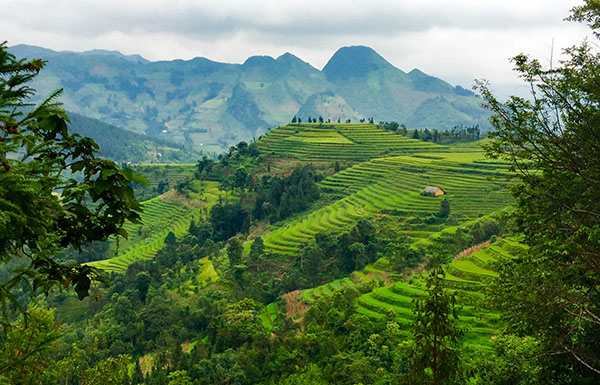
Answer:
[{"left": 455, "top": 241, "right": 491, "bottom": 261}]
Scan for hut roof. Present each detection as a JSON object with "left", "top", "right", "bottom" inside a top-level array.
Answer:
[{"left": 423, "top": 186, "right": 443, "bottom": 194}]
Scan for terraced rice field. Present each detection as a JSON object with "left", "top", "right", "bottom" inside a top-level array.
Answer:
[
  {"left": 354, "top": 238, "right": 525, "bottom": 348},
  {"left": 87, "top": 197, "right": 198, "bottom": 273},
  {"left": 258, "top": 123, "right": 448, "bottom": 162},
  {"left": 299, "top": 276, "right": 361, "bottom": 303},
  {"left": 88, "top": 181, "right": 226, "bottom": 273},
  {"left": 263, "top": 152, "right": 513, "bottom": 254},
  {"left": 131, "top": 163, "right": 197, "bottom": 187}
]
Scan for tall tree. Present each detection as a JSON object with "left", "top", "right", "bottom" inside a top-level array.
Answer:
[
  {"left": 477, "top": 1, "right": 600, "bottom": 379},
  {"left": 438, "top": 198, "right": 450, "bottom": 218},
  {"left": 227, "top": 237, "right": 244, "bottom": 268},
  {"left": 410, "top": 266, "right": 463, "bottom": 385},
  {"left": 0, "top": 42, "right": 145, "bottom": 313},
  {"left": 0, "top": 306, "right": 63, "bottom": 384}
]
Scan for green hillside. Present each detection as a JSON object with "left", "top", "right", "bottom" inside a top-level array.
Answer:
[
  {"left": 67, "top": 113, "right": 201, "bottom": 163},
  {"left": 86, "top": 181, "right": 224, "bottom": 273},
  {"left": 86, "top": 196, "right": 197, "bottom": 273},
  {"left": 263, "top": 149, "right": 512, "bottom": 254},
  {"left": 258, "top": 123, "right": 447, "bottom": 162},
  {"left": 354, "top": 238, "right": 525, "bottom": 349}
]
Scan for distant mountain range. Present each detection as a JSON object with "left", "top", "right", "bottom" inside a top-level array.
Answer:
[{"left": 10, "top": 44, "right": 490, "bottom": 153}]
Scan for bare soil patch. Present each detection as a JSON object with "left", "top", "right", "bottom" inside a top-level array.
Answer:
[
  {"left": 283, "top": 290, "right": 309, "bottom": 320},
  {"left": 455, "top": 241, "right": 491, "bottom": 261}
]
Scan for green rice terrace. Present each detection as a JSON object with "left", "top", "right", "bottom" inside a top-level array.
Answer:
[
  {"left": 263, "top": 151, "right": 513, "bottom": 255},
  {"left": 256, "top": 125, "right": 519, "bottom": 350},
  {"left": 297, "top": 237, "right": 526, "bottom": 349},
  {"left": 257, "top": 123, "right": 449, "bottom": 162},
  {"left": 131, "top": 163, "right": 197, "bottom": 187},
  {"left": 87, "top": 181, "right": 224, "bottom": 273},
  {"left": 86, "top": 196, "right": 198, "bottom": 273}
]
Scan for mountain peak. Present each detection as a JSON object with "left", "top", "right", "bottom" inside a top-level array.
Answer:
[
  {"left": 242, "top": 55, "right": 276, "bottom": 68},
  {"left": 322, "top": 45, "right": 395, "bottom": 82}
]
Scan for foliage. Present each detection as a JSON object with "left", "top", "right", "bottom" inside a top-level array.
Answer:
[
  {"left": 252, "top": 164, "right": 321, "bottom": 222},
  {"left": 438, "top": 198, "right": 451, "bottom": 218},
  {"left": 477, "top": 2, "right": 600, "bottom": 379},
  {"left": 210, "top": 203, "right": 249, "bottom": 241},
  {"left": 167, "top": 370, "right": 193, "bottom": 385},
  {"left": 68, "top": 113, "right": 200, "bottom": 164},
  {"left": 470, "top": 335, "right": 541, "bottom": 385},
  {"left": 0, "top": 42, "right": 145, "bottom": 312},
  {"left": 0, "top": 306, "right": 63, "bottom": 384},
  {"left": 81, "top": 354, "right": 131, "bottom": 385},
  {"left": 410, "top": 266, "right": 463, "bottom": 385}
]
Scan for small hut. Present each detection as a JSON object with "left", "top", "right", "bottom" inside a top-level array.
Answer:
[{"left": 423, "top": 186, "right": 445, "bottom": 197}]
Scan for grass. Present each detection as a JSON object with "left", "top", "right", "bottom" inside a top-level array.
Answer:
[
  {"left": 261, "top": 302, "right": 280, "bottom": 331},
  {"left": 257, "top": 123, "right": 447, "bottom": 162},
  {"left": 87, "top": 182, "right": 225, "bottom": 273},
  {"left": 351, "top": 238, "right": 525, "bottom": 348},
  {"left": 264, "top": 151, "right": 512, "bottom": 255},
  {"left": 180, "top": 257, "right": 219, "bottom": 295}
]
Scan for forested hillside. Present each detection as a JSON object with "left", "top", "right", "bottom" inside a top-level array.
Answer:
[{"left": 68, "top": 113, "right": 202, "bottom": 163}]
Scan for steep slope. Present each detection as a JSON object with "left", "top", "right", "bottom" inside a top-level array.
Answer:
[{"left": 67, "top": 113, "right": 201, "bottom": 163}]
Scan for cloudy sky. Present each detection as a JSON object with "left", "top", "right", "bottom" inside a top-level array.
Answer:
[{"left": 3, "top": 0, "right": 592, "bottom": 98}]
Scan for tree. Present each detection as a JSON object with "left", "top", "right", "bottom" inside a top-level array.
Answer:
[
  {"left": 227, "top": 237, "right": 244, "bottom": 268},
  {"left": 0, "top": 43, "right": 145, "bottom": 311},
  {"left": 157, "top": 179, "right": 170, "bottom": 194},
  {"left": 233, "top": 166, "right": 248, "bottom": 190},
  {"left": 81, "top": 355, "right": 131, "bottom": 385},
  {"left": 410, "top": 266, "right": 463, "bottom": 385},
  {"left": 165, "top": 231, "right": 176, "bottom": 245},
  {"left": 136, "top": 272, "right": 152, "bottom": 303},
  {"left": 249, "top": 237, "right": 265, "bottom": 270},
  {"left": 476, "top": 1, "right": 600, "bottom": 379},
  {"left": 438, "top": 198, "right": 450, "bottom": 218},
  {"left": 0, "top": 306, "right": 63, "bottom": 384},
  {"left": 167, "top": 370, "right": 193, "bottom": 385}
]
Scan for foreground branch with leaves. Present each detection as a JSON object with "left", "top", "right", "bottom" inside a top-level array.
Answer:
[
  {"left": 475, "top": 2, "right": 600, "bottom": 381},
  {"left": 0, "top": 41, "right": 146, "bottom": 315}
]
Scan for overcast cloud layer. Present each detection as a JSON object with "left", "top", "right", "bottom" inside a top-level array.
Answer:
[{"left": 2, "top": 0, "right": 593, "bottom": 98}]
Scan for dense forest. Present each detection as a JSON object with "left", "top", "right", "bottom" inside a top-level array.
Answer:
[
  {"left": 1, "top": 2, "right": 600, "bottom": 385},
  {"left": 67, "top": 113, "right": 202, "bottom": 164}
]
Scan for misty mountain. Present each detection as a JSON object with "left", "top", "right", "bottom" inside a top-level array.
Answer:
[{"left": 10, "top": 44, "right": 490, "bottom": 153}]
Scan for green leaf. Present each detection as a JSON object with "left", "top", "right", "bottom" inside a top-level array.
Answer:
[{"left": 74, "top": 275, "right": 91, "bottom": 300}]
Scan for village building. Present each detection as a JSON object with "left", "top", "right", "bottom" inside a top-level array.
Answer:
[{"left": 423, "top": 186, "right": 445, "bottom": 197}]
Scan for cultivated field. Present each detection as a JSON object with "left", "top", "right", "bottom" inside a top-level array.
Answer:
[
  {"left": 87, "top": 196, "right": 198, "bottom": 273},
  {"left": 263, "top": 152, "right": 513, "bottom": 254},
  {"left": 88, "top": 181, "right": 224, "bottom": 273},
  {"left": 257, "top": 123, "right": 448, "bottom": 162}
]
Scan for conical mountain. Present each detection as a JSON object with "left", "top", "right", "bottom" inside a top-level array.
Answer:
[{"left": 323, "top": 45, "right": 402, "bottom": 82}]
